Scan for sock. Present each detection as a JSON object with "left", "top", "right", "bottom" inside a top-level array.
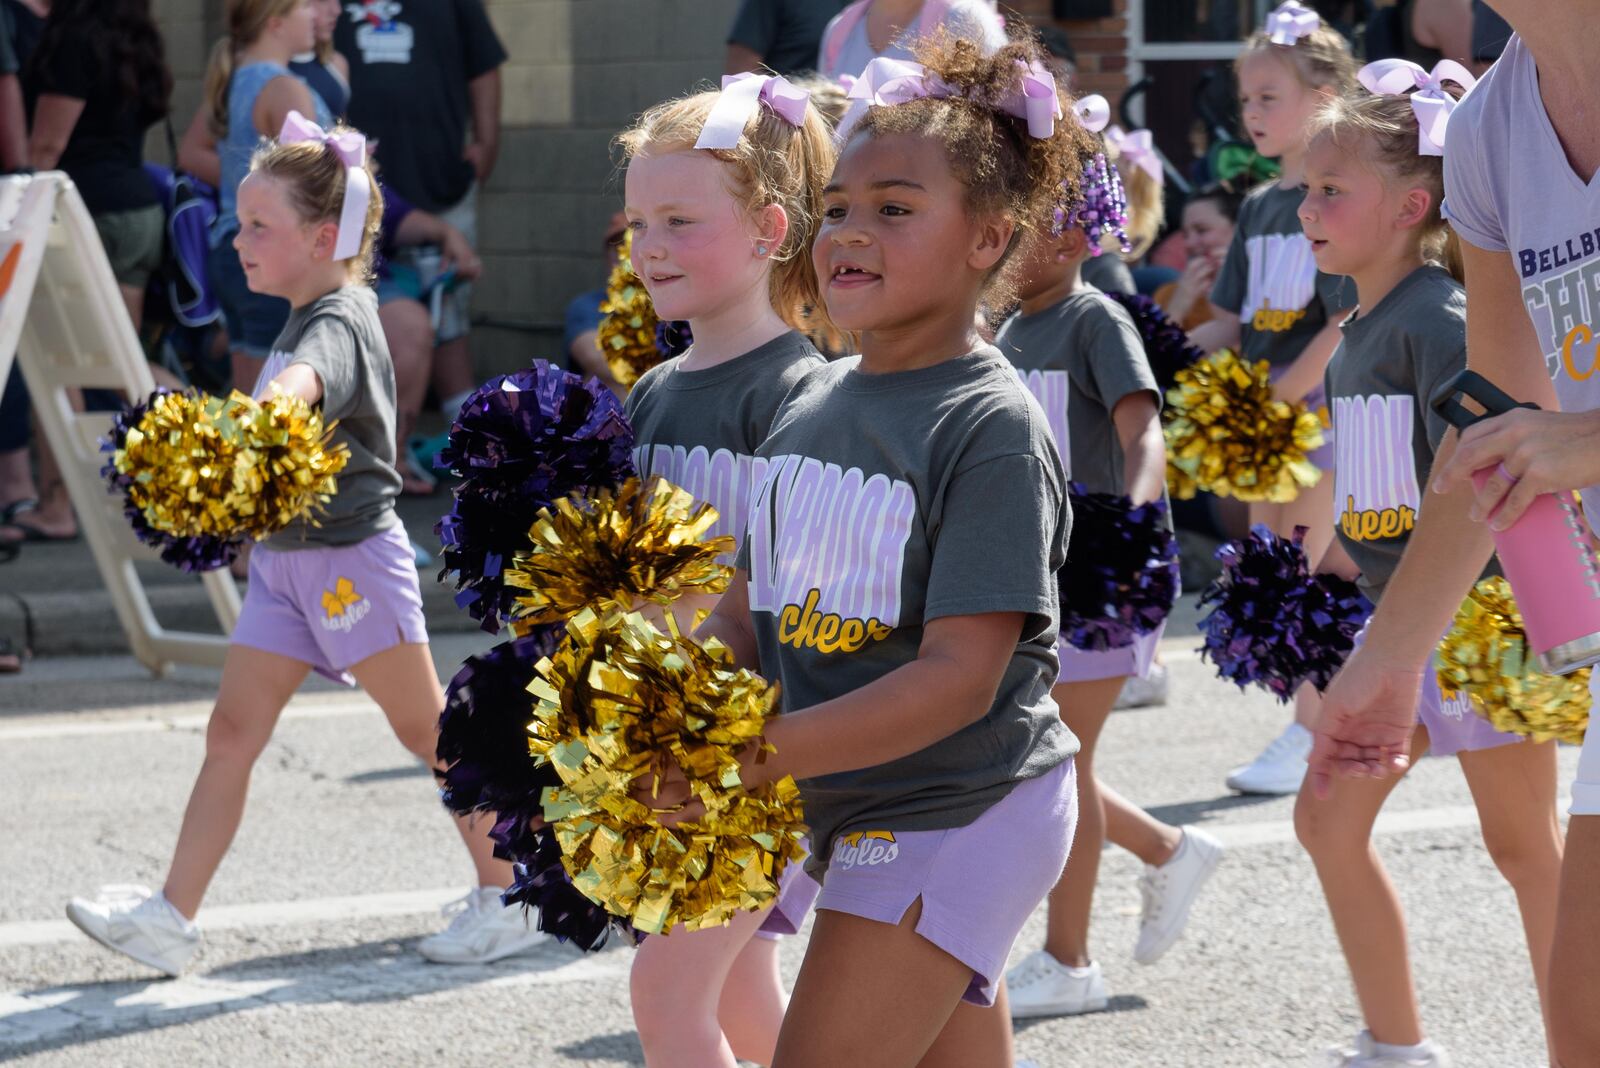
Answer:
[
  {"left": 1372, "top": 1037, "right": 1436, "bottom": 1060},
  {"left": 157, "top": 892, "right": 196, "bottom": 930},
  {"left": 442, "top": 389, "right": 476, "bottom": 419},
  {"left": 1064, "top": 963, "right": 1096, "bottom": 977}
]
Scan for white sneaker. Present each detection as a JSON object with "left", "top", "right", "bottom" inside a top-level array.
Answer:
[
  {"left": 416, "top": 887, "right": 547, "bottom": 964},
  {"left": 65, "top": 884, "right": 200, "bottom": 977},
  {"left": 1134, "top": 826, "right": 1224, "bottom": 964},
  {"left": 1225, "top": 722, "right": 1312, "bottom": 795},
  {"left": 1329, "top": 1031, "right": 1452, "bottom": 1066},
  {"left": 1114, "top": 663, "right": 1169, "bottom": 710},
  {"left": 1005, "top": 951, "right": 1108, "bottom": 1018}
]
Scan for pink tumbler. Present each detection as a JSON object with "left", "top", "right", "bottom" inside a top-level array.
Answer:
[{"left": 1435, "top": 371, "right": 1600, "bottom": 675}]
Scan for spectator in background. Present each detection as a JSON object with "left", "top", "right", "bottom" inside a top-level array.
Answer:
[
  {"left": 562, "top": 212, "right": 627, "bottom": 396},
  {"left": 1362, "top": 0, "right": 1473, "bottom": 66},
  {"left": 26, "top": 0, "right": 170, "bottom": 335},
  {"left": 1154, "top": 184, "right": 1241, "bottom": 334},
  {"left": 335, "top": 0, "right": 506, "bottom": 427},
  {"left": 0, "top": 0, "right": 24, "bottom": 171},
  {"left": 815, "top": 0, "right": 1005, "bottom": 81},
  {"left": 726, "top": 0, "right": 849, "bottom": 76}
]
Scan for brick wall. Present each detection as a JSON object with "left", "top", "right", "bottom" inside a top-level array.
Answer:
[{"left": 1008, "top": 0, "right": 1130, "bottom": 100}]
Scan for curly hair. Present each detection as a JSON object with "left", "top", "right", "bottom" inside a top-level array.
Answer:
[
  {"left": 847, "top": 34, "right": 1102, "bottom": 300},
  {"left": 616, "top": 83, "right": 838, "bottom": 337},
  {"left": 27, "top": 0, "right": 172, "bottom": 122}
]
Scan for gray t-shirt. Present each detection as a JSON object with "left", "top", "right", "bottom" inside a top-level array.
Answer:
[
  {"left": 624, "top": 331, "right": 826, "bottom": 561},
  {"left": 1442, "top": 32, "right": 1600, "bottom": 532},
  {"left": 1325, "top": 266, "right": 1494, "bottom": 602},
  {"left": 735, "top": 347, "right": 1078, "bottom": 879},
  {"left": 1080, "top": 253, "right": 1137, "bottom": 297},
  {"left": 1212, "top": 182, "right": 1353, "bottom": 369},
  {"left": 994, "top": 286, "right": 1159, "bottom": 496},
  {"left": 253, "top": 285, "right": 399, "bottom": 550},
  {"left": 818, "top": 0, "right": 1005, "bottom": 80}
]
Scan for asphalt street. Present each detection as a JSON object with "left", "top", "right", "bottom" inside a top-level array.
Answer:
[{"left": 0, "top": 634, "right": 1568, "bottom": 1067}]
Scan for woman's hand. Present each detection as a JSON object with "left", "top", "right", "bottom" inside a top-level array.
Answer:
[
  {"left": 439, "top": 224, "right": 483, "bottom": 281},
  {"left": 1431, "top": 406, "right": 1600, "bottom": 529},
  {"left": 1166, "top": 255, "right": 1217, "bottom": 321}
]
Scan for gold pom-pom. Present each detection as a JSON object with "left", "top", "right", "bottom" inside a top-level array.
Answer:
[
  {"left": 527, "top": 607, "right": 806, "bottom": 934},
  {"left": 1435, "top": 577, "right": 1589, "bottom": 745},
  {"left": 114, "top": 388, "right": 348, "bottom": 541},
  {"left": 503, "top": 476, "right": 733, "bottom": 632},
  {"left": 597, "top": 230, "right": 663, "bottom": 390},
  {"left": 1163, "top": 350, "right": 1325, "bottom": 502}
]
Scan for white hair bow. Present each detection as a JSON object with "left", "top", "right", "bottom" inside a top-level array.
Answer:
[{"left": 1357, "top": 58, "right": 1478, "bottom": 156}]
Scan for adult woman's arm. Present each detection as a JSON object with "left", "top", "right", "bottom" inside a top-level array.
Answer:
[
  {"left": 1309, "top": 240, "right": 1558, "bottom": 794},
  {"left": 27, "top": 94, "right": 84, "bottom": 170}
]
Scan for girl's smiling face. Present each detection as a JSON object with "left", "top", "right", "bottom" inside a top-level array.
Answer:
[
  {"left": 233, "top": 172, "right": 330, "bottom": 299},
  {"left": 814, "top": 131, "right": 1011, "bottom": 335},
  {"left": 624, "top": 149, "right": 779, "bottom": 324},
  {"left": 1236, "top": 51, "right": 1324, "bottom": 160}
]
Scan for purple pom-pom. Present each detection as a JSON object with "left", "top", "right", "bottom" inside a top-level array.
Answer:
[
  {"left": 100, "top": 389, "right": 242, "bottom": 573},
  {"left": 435, "top": 627, "right": 563, "bottom": 824},
  {"left": 501, "top": 827, "right": 642, "bottom": 951},
  {"left": 1060, "top": 486, "right": 1179, "bottom": 651},
  {"left": 655, "top": 320, "right": 693, "bottom": 359},
  {"left": 434, "top": 363, "right": 636, "bottom": 632},
  {"left": 1104, "top": 292, "right": 1205, "bottom": 395},
  {"left": 1198, "top": 525, "right": 1373, "bottom": 700}
]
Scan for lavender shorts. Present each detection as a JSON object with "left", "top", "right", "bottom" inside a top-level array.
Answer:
[
  {"left": 753, "top": 844, "right": 822, "bottom": 941},
  {"left": 813, "top": 759, "right": 1077, "bottom": 1006},
  {"left": 1351, "top": 623, "right": 1523, "bottom": 757},
  {"left": 232, "top": 523, "right": 429, "bottom": 685},
  {"left": 1056, "top": 623, "right": 1164, "bottom": 684}
]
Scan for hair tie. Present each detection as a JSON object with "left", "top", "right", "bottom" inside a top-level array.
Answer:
[
  {"left": 1105, "top": 125, "right": 1164, "bottom": 186},
  {"left": 278, "top": 110, "right": 370, "bottom": 262},
  {"left": 1357, "top": 58, "right": 1478, "bottom": 156},
  {"left": 836, "top": 56, "right": 1063, "bottom": 143},
  {"left": 1074, "top": 94, "right": 1110, "bottom": 134},
  {"left": 1263, "top": 1, "right": 1319, "bottom": 46},
  {"left": 694, "top": 73, "right": 812, "bottom": 151}
]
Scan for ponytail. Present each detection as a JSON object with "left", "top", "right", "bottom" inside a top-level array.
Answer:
[{"left": 203, "top": 36, "right": 235, "bottom": 138}]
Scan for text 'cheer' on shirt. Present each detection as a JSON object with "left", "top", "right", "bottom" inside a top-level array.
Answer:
[
  {"left": 623, "top": 331, "right": 826, "bottom": 561},
  {"left": 1325, "top": 265, "right": 1494, "bottom": 602},
  {"left": 253, "top": 286, "right": 401, "bottom": 550},
  {"left": 1442, "top": 32, "right": 1600, "bottom": 531},
  {"left": 994, "top": 285, "right": 1161, "bottom": 496},
  {"left": 734, "top": 348, "right": 1078, "bottom": 879},
  {"left": 1212, "top": 182, "right": 1352, "bottom": 369}
]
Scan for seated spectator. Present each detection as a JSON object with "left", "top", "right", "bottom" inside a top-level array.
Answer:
[
  {"left": 1154, "top": 185, "right": 1241, "bottom": 334},
  {"left": 725, "top": 0, "right": 849, "bottom": 76},
  {"left": 563, "top": 211, "right": 628, "bottom": 396},
  {"left": 816, "top": 0, "right": 1005, "bottom": 81}
]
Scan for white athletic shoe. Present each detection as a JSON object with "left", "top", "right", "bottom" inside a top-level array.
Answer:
[
  {"left": 1134, "top": 825, "right": 1224, "bottom": 964},
  {"left": 65, "top": 884, "right": 200, "bottom": 977},
  {"left": 1114, "top": 662, "right": 1170, "bottom": 710},
  {"left": 416, "top": 887, "right": 547, "bottom": 964},
  {"left": 1005, "top": 951, "right": 1108, "bottom": 1019},
  {"left": 1225, "top": 722, "right": 1312, "bottom": 795},
  {"left": 1329, "top": 1031, "right": 1452, "bottom": 1066}
]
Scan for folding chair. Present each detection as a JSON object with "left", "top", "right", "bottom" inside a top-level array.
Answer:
[{"left": 0, "top": 172, "right": 241, "bottom": 675}]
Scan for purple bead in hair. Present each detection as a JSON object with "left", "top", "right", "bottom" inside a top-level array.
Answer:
[{"left": 1054, "top": 152, "right": 1131, "bottom": 257}]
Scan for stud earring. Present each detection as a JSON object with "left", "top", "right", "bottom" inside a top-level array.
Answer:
[{"left": 756, "top": 244, "right": 768, "bottom": 256}]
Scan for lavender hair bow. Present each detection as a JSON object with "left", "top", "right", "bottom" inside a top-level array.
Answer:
[
  {"left": 694, "top": 73, "right": 812, "bottom": 150},
  {"left": 1357, "top": 58, "right": 1478, "bottom": 156},
  {"left": 1106, "top": 125, "right": 1163, "bottom": 185},
  {"left": 279, "top": 110, "right": 370, "bottom": 262},
  {"left": 1264, "top": 0, "right": 1319, "bottom": 46},
  {"left": 836, "top": 56, "right": 1062, "bottom": 142}
]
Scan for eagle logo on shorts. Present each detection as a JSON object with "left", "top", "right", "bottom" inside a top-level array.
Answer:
[{"left": 322, "top": 577, "right": 364, "bottom": 619}]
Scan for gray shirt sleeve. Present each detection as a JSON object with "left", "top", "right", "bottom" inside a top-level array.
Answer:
[
  {"left": 292, "top": 316, "right": 362, "bottom": 422},
  {"left": 1210, "top": 209, "right": 1249, "bottom": 315},
  {"left": 1079, "top": 304, "right": 1160, "bottom": 412},
  {"left": 1411, "top": 311, "right": 1468, "bottom": 456},
  {"left": 924, "top": 452, "right": 1065, "bottom": 640}
]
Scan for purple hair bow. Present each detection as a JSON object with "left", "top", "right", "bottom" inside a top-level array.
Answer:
[
  {"left": 1264, "top": 1, "right": 1319, "bottom": 46},
  {"left": 836, "top": 56, "right": 1063, "bottom": 142},
  {"left": 694, "top": 73, "right": 812, "bottom": 150},
  {"left": 279, "top": 110, "right": 370, "bottom": 262},
  {"left": 1106, "top": 125, "right": 1163, "bottom": 185},
  {"left": 1357, "top": 58, "right": 1478, "bottom": 156}
]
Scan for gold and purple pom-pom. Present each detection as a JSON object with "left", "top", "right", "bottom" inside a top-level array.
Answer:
[
  {"left": 527, "top": 608, "right": 806, "bottom": 935},
  {"left": 1436, "top": 578, "right": 1589, "bottom": 745},
  {"left": 1163, "top": 350, "right": 1325, "bottom": 503},
  {"left": 1199, "top": 524, "right": 1373, "bottom": 700},
  {"left": 110, "top": 387, "right": 347, "bottom": 543},
  {"left": 100, "top": 389, "right": 241, "bottom": 572},
  {"left": 1060, "top": 486, "right": 1179, "bottom": 651},
  {"left": 503, "top": 477, "right": 733, "bottom": 631}
]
